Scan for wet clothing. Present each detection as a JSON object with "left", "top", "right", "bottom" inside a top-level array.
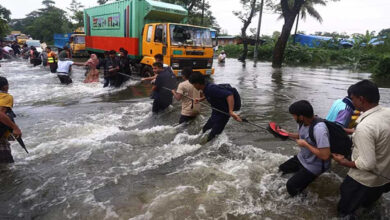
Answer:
[
  {"left": 102, "top": 57, "right": 120, "bottom": 87},
  {"left": 347, "top": 105, "right": 390, "bottom": 187},
  {"left": 279, "top": 155, "right": 317, "bottom": 196},
  {"left": 202, "top": 83, "right": 233, "bottom": 141},
  {"left": 338, "top": 175, "right": 390, "bottom": 218},
  {"left": 47, "top": 51, "right": 57, "bottom": 73},
  {"left": 57, "top": 60, "right": 73, "bottom": 85},
  {"left": 11, "top": 44, "right": 20, "bottom": 55},
  {"left": 326, "top": 97, "right": 355, "bottom": 128},
  {"left": 337, "top": 106, "right": 390, "bottom": 217},
  {"left": 278, "top": 120, "right": 330, "bottom": 197},
  {"left": 31, "top": 50, "right": 42, "bottom": 66},
  {"left": 116, "top": 56, "right": 131, "bottom": 87},
  {"left": 179, "top": 115, "right": 196, "bottom": 124},
  {"left": 297, "top": 122, "right": 331, "bottom": 175},
  {"left": 177, "top": 80, "right": 201, "bottom": 117},
  {"left": 0, "top": 137, "right": 13, "bottom": 164},
  {"left": 152, "top": 69, "right": 177, "bottom": 113}
]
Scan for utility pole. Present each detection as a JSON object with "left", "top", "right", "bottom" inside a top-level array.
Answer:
[
  {"left": 253, "top": 0, "right": 264, "bottom": 67},
  {"left": 201, "top": 0, "right": 205, "bottom": 26}
]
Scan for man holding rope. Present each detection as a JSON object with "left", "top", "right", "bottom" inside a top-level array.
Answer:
[
  {"left": 332, "top": 80, "right": 390, "bottom": 218},
  {"left": 172, "top": 67, "right": 201, "bottom": 124},
  {"left": 189, "top": 72, "right": 241, "bottom": 142}
]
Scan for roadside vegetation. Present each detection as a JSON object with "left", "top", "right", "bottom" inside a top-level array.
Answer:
[{"left": 219, "top": 30, "right": 390, "bottom": 78}]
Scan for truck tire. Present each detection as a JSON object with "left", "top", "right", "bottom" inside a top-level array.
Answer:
[{"left": 141, "top": 65, "right": 153, "bottom": 77}]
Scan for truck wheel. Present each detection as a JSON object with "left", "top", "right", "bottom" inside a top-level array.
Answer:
[{"left": 141, "top": 65, "right": 153, "bottom": 77}]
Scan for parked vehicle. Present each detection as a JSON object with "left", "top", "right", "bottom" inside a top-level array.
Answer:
[
  {"left": 84, "top": 0, "right": 214, "bottom": 76},
  {"left": 53, "top": 28, "right": 88, "bottom": 57},
  {"left": 17, "top": 34, "right": 29, "bottom": 45},
  {"left": 26, "top": 40, "right": 43, "bottom": 53}
]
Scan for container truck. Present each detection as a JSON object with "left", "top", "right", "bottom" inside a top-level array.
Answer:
[{"left": 84, "top": 0, "right": 214, "bottom": 76}]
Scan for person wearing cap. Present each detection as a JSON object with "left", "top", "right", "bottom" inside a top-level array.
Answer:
[{"left": 0, "top": 76, "right": 22, "bottom": 164}]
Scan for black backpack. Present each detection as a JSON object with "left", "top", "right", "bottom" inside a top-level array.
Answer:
[
  {"left": 308, "top": 117, "right": 352, "bottom": 159},
  {"left": 218, "top": 84, "right": 241, "bottom": 111}
]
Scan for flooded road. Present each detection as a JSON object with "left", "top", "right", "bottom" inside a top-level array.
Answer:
[{"left": 0, "top": 58, "right": 389, "bottom": 219}]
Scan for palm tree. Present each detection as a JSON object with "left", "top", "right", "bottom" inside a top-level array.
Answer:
[
  {"left": 293, "top": 0, "right": 325, "bottom": 43},
  {"left": 271, "top": 0, "right": 339, "bottom": 68}
]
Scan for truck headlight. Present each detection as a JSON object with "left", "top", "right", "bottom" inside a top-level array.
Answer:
[
  {"left": 172, "top": 63, "right": 180, "bottom": 69},
  {"left": 207, "top": 59, "right": 213, "bottom": 67}
]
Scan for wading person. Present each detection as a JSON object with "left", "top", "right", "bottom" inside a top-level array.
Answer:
[
  {"left": 189, "top": 72, "right": 242, "bottom": 142},
  {"left": 141, "top": 54, "right": 173, "bottom": 82},
  {"left": 332, "top": 80, "right": 390, "bottom": 218},
  {"left": 326, "top": 85, "right": 355, "bottom": 129},
  {"left": 151, "top": 62, "right": 177, "bottom": 114},
  {"left": 172, "top": 67, "right": 201, "bottom": 124},
  {"left": 0, "top": 77, "right": 22, "bottom": 164},
  {"left": 278, "top": 100, "right": 331, "bottom": 197},
  {"left": 56, "top": 58, "right": 74, "bottom": 85},
  {"left": 46, "top": 47, "right": 58, "bottom": 73},
  {"left": 102, "top": 50, "right": 120, "bottom": 88},
  {"left": 74, "top": 54, "right": 100, "bottom": 83},
  {"left": 117, "top": 49, "right": 131, "bottom": 87}
]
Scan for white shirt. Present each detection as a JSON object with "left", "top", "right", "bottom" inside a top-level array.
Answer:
[
  {"left": 348, "top": 105, "right": 390, "bottom": 187},
  {"left": 57, "top": 60, "right": 74, "bottom": 75}
]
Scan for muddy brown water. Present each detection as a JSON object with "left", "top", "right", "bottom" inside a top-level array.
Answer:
[{"left": 0, "top": 58, "right": 389, "bottom": 219}]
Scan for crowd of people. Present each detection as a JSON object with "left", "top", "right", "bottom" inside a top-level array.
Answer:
[
  {"left": 1, "top": 42, "right": 133, "bottom": 87},
  {"left": 0, "top": 45, "right": 389, "bottom": 218}
]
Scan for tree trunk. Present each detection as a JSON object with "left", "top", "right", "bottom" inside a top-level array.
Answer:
[
  {"left": 272, "top": 0, "right": 305, "bottom": 68},
  {"left": 293, "top": 11, "right": 299, "bottom": 44}
]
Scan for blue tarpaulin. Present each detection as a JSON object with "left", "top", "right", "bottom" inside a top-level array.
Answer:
[{"left": 294, "top": 34, "right": 332, "bottom": 47}]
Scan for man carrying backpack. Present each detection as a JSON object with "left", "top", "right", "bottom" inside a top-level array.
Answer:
[
  {"left": 189, "top": 72, "right": 242, "bottom": 142},
  {"left": 278, "top": 100, "right": 331, "bottom": 196},
  {"left": 332, "top": 80, "right": 390, "bottom": 218}
]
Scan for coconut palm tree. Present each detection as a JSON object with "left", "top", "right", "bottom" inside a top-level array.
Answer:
[
  {"left": 271, "top": 0, "right": 340, "bottom": 68},
  {"left": 293, "top": 0, "right": 326, "bottom": 43}
]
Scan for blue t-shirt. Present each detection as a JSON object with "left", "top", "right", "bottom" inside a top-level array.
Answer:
[
  {"left": 326, "top": 98, "right": 354, "bottom": 128},
  {"left": 203, "top": 83, "right": 233, "bottom": 115},
  {"left": 297, "top": 122, "right": 331, "bottom": 176}
]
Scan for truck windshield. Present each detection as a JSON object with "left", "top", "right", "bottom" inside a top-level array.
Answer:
[
  {"left": 170, "top": 24, "right": 212, "bottom": 47},
  {"left": 74, "top": 36, "right": 85, "bottom": 44}
]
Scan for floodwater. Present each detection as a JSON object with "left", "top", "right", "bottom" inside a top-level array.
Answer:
[{"left": 0, "top": 58, "right": 389, "bottom": 219}]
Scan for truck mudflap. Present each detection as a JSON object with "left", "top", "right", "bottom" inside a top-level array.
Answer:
[{"left": 174, "top": 68, "right": 214, "bottom": 77}]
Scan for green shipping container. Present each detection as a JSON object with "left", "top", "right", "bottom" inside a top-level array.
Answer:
[{"left": 84, "top": 0, "right": 188, "bottom": 58}]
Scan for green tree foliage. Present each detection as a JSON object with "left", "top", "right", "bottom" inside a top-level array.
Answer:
[
  {"left": 68, "top": 0, "right": 84, "bottom": 28},
  {"left": 233, "top": 0, "right": 260, "bottom": 61},
  {"left": 161, "top": 0, "right": 219, "bottom": 29},
  {"left": 12, "top": 0, "right": 72, "bottom": 44},
  {"left": 267, "top": 0, "right": 340, "bottom": 68},
  {"left": 0, "top": 4, "right": 11, "bottom": 38},
  {"left": 97, "top": 0, "right": 119, "bottom": 5}
]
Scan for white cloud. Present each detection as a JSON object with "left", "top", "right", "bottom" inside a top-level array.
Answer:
[{"left": 2, "top": 0, "right": 390, "bottom": 35}]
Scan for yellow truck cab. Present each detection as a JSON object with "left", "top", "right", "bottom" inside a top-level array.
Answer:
[
  {"left": 17, "top": 34, "right": 29, "bottom": 45},
  {"left": 141, "top": 23, "right": 214, "bottom": 76},
  {"left": 84, "top": 0, "right": 214, "bottom": 77},
  {"left": 69, "top": 33, "right": 88, "bottom": 57}
]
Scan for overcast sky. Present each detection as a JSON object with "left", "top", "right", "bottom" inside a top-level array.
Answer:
[{"left": 1, "top": 0, "right": 390, "bottom": 36}]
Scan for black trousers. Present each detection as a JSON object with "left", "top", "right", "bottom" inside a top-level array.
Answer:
[
  {"left": 152, "top": 99, "right": 171, "bottom": 114},
  {"left": 58, "top": 75, "right": 72, "bottom": 85},
  {"left": 49, "top": 63, "right": 57, "bottom": 73},
  {"left": 179, "top": 115, "right": 196, "bottom": 124},
  {"left": 202, "top": 112, "right": 230, "bottom": 141},
  {"left": 338, "top": 175, "right": 390, "bottom": 218},
  {"left": 279, "top": 155, "right": 318, "bottom": 196}
]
